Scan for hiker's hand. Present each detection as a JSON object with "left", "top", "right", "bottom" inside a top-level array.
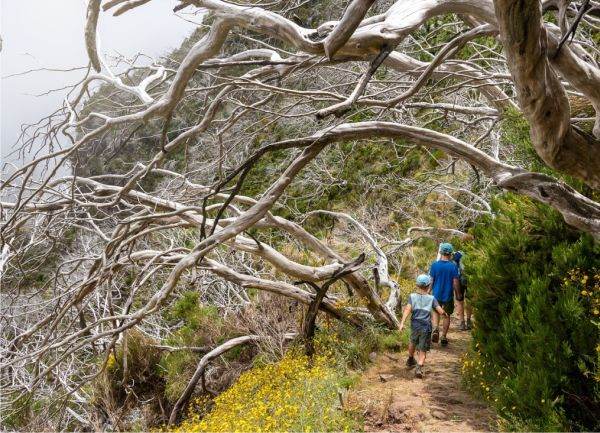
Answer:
[{"left": 398, "top": 323, "right": 404, "bottom": 332}]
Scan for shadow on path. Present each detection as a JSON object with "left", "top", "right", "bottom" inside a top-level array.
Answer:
[{"left": 346, "top": 322, "right": 496, "bottom": 432}]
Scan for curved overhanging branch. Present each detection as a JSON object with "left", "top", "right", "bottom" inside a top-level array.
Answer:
[
  {"left": 1, "top": 141, "right": 330, "bottom": 385},
  {"left": 493, "top": 0, "right": 600, "bottom": 188},
  {"left": 262, "top": 216, "right": 398, "bottom": 327},
  {"left": 1, "top": 171, "right": 398, "bottom": 329},
  {"left": 289, "top": 121, "right": 600, "bottom": 237},
  {"left": 79, "top": 0, "right": 598, "bottom": 131}
]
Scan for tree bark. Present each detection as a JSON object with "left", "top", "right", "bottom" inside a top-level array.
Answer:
[{"left": 493, "top": 0, "right": 600, "bottom": 188}]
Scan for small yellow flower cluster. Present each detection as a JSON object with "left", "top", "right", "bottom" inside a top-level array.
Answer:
[
  {"left": 106, "top": 353, "right": 116, "bottom": 371},
  {"left": 170, "top": 352, "right": 356, "bottom": 433},
  {"left": 460, "top": 349, "right": 508, "bottom": 407},
  {"left": 564, "top": 268, "right": 600, "bottom": 317},
  {"left": 461, "top": 348, "right": 556, "bottom": 415}
]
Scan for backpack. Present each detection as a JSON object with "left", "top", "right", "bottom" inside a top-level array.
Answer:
[{"left": 454, "top": 251, "right": 468, "bottom": 289}]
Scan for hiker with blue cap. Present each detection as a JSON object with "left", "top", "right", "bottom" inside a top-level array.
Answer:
[
  {"left": 429, "top": 242, "right": 461, "bottom": 347},
  {"left": 398, "top": 274, "right": 448, "bottom": 378}
]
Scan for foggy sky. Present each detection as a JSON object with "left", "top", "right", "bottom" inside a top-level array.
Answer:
[{"left": 1, "top": 0, "right": 197, "bottom": 166}]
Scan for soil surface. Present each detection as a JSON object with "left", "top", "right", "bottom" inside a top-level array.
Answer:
[{"left": 347, "top": 325, "right": 497, "bottom": 432}]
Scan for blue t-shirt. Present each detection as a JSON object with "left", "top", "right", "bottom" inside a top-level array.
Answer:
[
  {"left": 408, "top": 293, "right": 440, "bottom": 332},
  {"left": 429, "top": 260, "right": 459, "bottom": 302}
]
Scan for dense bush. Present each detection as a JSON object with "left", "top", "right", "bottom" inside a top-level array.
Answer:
[
  {"left": 93, "top": 330, "right": 166, "bottom": 430},
  {"left": 462, "top": 194, "right": 599, "bottom": 431},
  {"left": 159, "top": 291, "right": 238, "bottom": 402}
]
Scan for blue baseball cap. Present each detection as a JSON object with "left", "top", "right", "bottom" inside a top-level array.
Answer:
[
  {"left": 440, "top": 242, "right": 454, "bottom": 254},
  {"left": 416, "top": 274, "right": 431, "bottom": 287}
]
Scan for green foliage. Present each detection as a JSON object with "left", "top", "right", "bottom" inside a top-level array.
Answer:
[
  {"left": 500, "top": 108, "right": 597, "bottom": 198},
  {"left": 412, "top": 14, "right": 459, "bottom": 61},
  {"left": 241, "top": 138, "right": 429, "bottom": 226},
  {"left": 462, "top": 194, "right": 600, "bottom": 431},
  {"left": 2, "top": 393, "right": 34, "bottom": 430},
  {"left": 164, "top": 291, "right": 221, "bottom": 330},
  {"left": 159, "top": 291, "right": 232, "bottom": 402},
  {"left": 2, "top": 393, "right": 75, "bottom": 431},
  {"left": 93, "top": 329, "right": 166, "bottom": 426},
  {"left": 314, "top": 321, "right": 406, "bottom": 370}
]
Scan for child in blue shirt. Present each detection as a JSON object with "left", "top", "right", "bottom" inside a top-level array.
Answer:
[
  {"left": 429, "top": 242, "right": 460, "bottom": 346},
  {"left": 399, "top": 274, "right": 447, "bottom": 378}
]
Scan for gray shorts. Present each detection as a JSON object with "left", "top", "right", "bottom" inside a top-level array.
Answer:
[{"left": 410, "top": 328, "right": 432, "bottom": 352}]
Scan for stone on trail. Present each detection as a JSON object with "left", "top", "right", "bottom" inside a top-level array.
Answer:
[
  {"left": 431, "top": 409, "right": 448, "bottom": 420},
  {"left": 379, "top": 373, "right": 395, "bottom": 382},
  {"left": 387, "top": 400, "right": 408, "bottom": 422}
]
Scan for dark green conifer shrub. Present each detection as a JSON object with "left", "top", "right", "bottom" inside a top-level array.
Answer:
[{"left": 463, "top": 194, "right": 599, "bottom": 431}]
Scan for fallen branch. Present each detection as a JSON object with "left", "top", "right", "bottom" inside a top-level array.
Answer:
[{"left": 168, "top": 333, "right": 295, "bottom": 425}]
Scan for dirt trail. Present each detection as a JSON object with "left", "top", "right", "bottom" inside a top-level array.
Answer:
[{"left": 347, "top": 325, "right": 497, "bottom": 432}]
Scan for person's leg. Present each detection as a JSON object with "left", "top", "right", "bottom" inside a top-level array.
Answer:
[
  {"left": 415, "top": 332, "right": 430, "bottom": 378},
  {"left": 418, "top": 333, "right": 429, "bottom": 366},
  {"left": 407, "top": 331, "right": 417, "bottom": 367},
  {"left": 415, "top": 350, "right": 424, "bottom": 378},
  {"left": 442, "top": 314, "right": 450, "bottom": 337},
  {"left": 441, "top": 300, "right": 454, "bottom": 346},
  {"left": 456, "top": 299, "right": 466, "bottom": 330},
  {"left": 432, "top": 309, "right": 439, "bottom": 329},
  {"left": 408, "top": 341, "right": 416, "bottom": 358},
  {"left": 431, "top": 310, "right": 440, "bottom": 343}
]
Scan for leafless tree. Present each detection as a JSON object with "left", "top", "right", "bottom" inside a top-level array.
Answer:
[{"left": 1, "top": 0, "right": 599, "bottom": 429}]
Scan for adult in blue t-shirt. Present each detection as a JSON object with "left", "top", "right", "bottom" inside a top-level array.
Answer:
[{"left": 429, "top": 242, "right": 460, "bottom": 347}]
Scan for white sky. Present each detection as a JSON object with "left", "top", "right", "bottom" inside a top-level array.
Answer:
[{"left": 0, "top": 0, "right": 197, "bottom": 166}]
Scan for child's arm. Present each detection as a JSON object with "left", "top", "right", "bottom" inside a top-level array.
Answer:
[
  {"left": 398, "top": 304, "right": 412, "bottom": 331},
  {"left": 435, "top": 305, "right": 448, "bottom": 317}
]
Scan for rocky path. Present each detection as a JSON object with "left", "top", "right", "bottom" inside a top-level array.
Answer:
[{"left": 347, "top": 326, "right": 497, "bottom": 432}]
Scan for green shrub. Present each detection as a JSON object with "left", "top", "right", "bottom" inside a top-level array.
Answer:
[
  {"left": 314, "top": 321, "right": 406, "bottom": 370},
  {"left": 462, "top": 194, "right": 600, "bottom": 431},
  {"left": 159, "top": 291, "right": 232, "bottom": 402},
  {"left": 92, "top": 329, "right": 166, "bottom": 430}
]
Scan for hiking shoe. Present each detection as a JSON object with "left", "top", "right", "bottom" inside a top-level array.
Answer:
[
  {"left": 415, "top": 365, "right": 424, "bottom": 378},
  {"left": 431, "top": 328, "right": 440, "bottom": 343},
  {"left": 459, "top": 321, "right": 468, "bottom": 331},
  {"left": 441, "top": 337, "right": 449, "bottom": 347},
  {"left": 466, "top": 319, "right": 473, "bottom": 330},
  {"left": 406, "top": 356, "right": 417, "bottom": 368}
]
